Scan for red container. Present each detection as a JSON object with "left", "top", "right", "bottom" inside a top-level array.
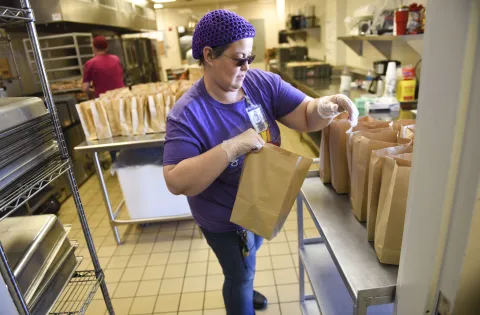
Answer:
[{"left": 395, "top": 10, "right": 409, "bottom": 35}]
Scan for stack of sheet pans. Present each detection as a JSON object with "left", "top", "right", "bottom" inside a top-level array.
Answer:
[
  {"left": 0, "top": 98, "right": 61, "bottom": 214},
  {"left": 0, "top": 215, "right": 79, "bottom": 313}
]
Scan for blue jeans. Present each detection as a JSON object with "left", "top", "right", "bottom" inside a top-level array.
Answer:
[{"left": 201, "top": 227, "right": 263, "bottom": 315}]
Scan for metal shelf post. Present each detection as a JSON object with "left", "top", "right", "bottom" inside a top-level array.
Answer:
[{"left": 0, "top": 1, "right": 115, "bottom": 314}]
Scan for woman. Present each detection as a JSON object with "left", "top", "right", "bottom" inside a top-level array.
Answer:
[{"left": 163, "top": 10, "right": 358, "bottom": 315}]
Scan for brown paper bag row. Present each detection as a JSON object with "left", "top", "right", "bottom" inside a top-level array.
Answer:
[
  {"left": 374, "top": 153, "right": 413, "bottom": 265},
  {"left": 230, "top": 144, "right": 313, "bottom": 240},
  {"left": 76, "top": 93, "right": 175, "bottom": 140}
]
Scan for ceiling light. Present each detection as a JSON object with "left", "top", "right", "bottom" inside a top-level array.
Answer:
[
  {"left": 152, "top": 0, "right": 176, "bottom": 3},
  {"left": 154, "top": 3, "right": 164, "bottom": 8},
  {"left": 131, "top": 0, "right": 148, "bottom": 5}
]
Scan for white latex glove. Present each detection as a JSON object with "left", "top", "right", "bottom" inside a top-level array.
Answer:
[
  {"left": 316, "top": 94, "right": 359, "bottom": 127},
  {"left": 222, "top": 128, "right": 265, "bottom": 162}
]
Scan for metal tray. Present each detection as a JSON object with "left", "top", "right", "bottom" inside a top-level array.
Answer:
[
  {"left": 0, "top": 215, "right": 70, "bottom": 302},
  {"left": 0, "top": 98, "right": 48, "bottom": 134},
  {"left": 30, "top": 246, "right": 80, "bottom": 315},
  {"left": 0, "top": 142, "right": 59, "bottom": 191}
]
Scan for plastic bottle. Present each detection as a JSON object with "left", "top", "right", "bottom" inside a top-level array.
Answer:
[{"left": 340, "top": 66, "right": 352, "bottom": 97}]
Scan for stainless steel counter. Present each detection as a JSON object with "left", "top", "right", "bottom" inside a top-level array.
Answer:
[
  {"left": 297, "top": 173, "right": 397, "bottom": 314},
  {"left": 74, "top": 132, "right": 194, "bottom": 245}
]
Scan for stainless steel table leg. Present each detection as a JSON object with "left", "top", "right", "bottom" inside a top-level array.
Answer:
[
  {"left": 354, "top": 297, "right": 369, "bottom": 315},
  {"left": 297, "top": 195, "right": 305, "bottom": 303},
  {"left": 93, "top": 152, "right": 121, "bottom": 245}
]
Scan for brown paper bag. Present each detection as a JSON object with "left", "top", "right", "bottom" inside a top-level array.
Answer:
[
  {"left": 319, "top": 112, "right": 349, "bottom": 183},
  {"left": 145, "top": 94, "right": 163, "bottom": 133},
  {"left": 350, "top": 129, "right": 399, "bottom": 221},
  {"left": 400, "top": 124, "right": 415, "bottom": 139},
  {"left": 91, "top": 100, "right": 112, "bottom": 139},
  {"left": 346, "top": 120, "right": 391, "bottom": 177},
  {"left": 120, "top": 98, "right": 133, "bottom": 136},
  {"left": 100, "top": 98, "right": 121, "bottom": 137},
  {"left": 76, "top": 101, "right": 97, "bottom": 140},
  {"left": 133, "top": 96, "right": 146, "bottom": 135},
  {"left": 375, "top": 154, "right": 413, "bottom": 265},
  {"left": 329, "top": 119, "right": 352, "bottom": 193},
  {"left": 392, "top": 119, "right": 416, "bottom": 133},
  {"left": 367, "top": 144, "right": 414, "bottom": 241},
  {"left": 230, "top": 144, "right": 313, "bottom": 240}
]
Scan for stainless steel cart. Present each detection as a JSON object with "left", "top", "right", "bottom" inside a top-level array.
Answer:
[
  {"left": 75, "top": 134, "right": 193, "bottom": 245},
  {"left": 0, "top": 2, "right": 114, "bottom": 314},
  {"left": 297, "top": 168, "right": 398, "bottom": 315}
]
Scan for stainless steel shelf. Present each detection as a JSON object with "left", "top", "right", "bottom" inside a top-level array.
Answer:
[
  {"left": 49, "top": 76, "right": 82, "bottom": 83},
  {"left": 48, "top": 269, "right": 102, "bottom": 315},
  {"left": 0, "top": 157, "right": 70, "bottom": 216},
  {"left": 27, "top": 44, "right": 76, "bottom": 53},
  {"left": 337, "top": 34, "right": 424, "bottom": 57},
  {"left": 0, "top": 6, "right": 32, "bottom": 25},
  {"left": 75, "top": 133, "right": 166, "bottom": 153},
  {"left": 299, "top": 177, "right": 398, "bottom": 314},
  {"left": 300, "top": 243, "right": 354, "bottom": 315},
  {"left": 301, "top": 300, "right": 321, "bottom": 315}
]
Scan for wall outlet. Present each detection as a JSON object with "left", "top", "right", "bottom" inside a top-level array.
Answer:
[{"left": 436, "top": 291, "right": 452, "bottom": 315}]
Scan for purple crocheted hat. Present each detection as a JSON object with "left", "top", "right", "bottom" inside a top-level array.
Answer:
[{"left": 192, "top": 10, "right": 256, "bottom": 60}]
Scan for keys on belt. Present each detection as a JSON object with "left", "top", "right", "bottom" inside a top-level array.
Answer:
[{"left": 237, "top": 230, "right": 250, "bottom": 257}]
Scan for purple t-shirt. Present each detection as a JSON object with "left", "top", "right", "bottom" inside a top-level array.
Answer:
[{"left": 163, "top": 69, "right": 306, "bottom": 232}]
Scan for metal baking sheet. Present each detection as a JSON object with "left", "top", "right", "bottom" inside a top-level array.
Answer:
[
  {"left": 0, "top": 126, "right": 55, "bottom": 170},
  {"left": 0, "top": 215, "right": 69, "bottom": 301},
  {"left": 0, "top": 98, "right": 48, "bottom": 134},
  {"left": 0, "top": 142, "right": 59, "bottom": 191}
]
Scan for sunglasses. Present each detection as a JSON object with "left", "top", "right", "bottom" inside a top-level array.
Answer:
[{"left": 222, "top": 54, "right": 256, "bottom": 67}]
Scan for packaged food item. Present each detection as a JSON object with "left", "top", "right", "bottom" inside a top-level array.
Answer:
[
  {"left": 396, "top": 80, "right": 416, "bottom": 102},
  {"left": 120, "top": 98, "right": 133, "bottom": 136},
  {"left": 375, "top": 153, "right": 413, "bottom": 265},
  {"left": 131, "top": 96, "right": 146, "bottom": 136},
  {"left": 76, "top": 101, "right": 97, "bottom": 140},
  {"left": 100, "top": 98, "right": 121, "bottom": 137},
  {"left": 231, "top": 144, "right": 312, "bottom": 240},
  {"left": 350, "top": 129, "right": 399, "bottom": 221},
  {"left": 367, "top": 144, "right": 413, "bottom": 241},
  {"left": 90, "top": 99, "right": 112, "bottom": 139}
]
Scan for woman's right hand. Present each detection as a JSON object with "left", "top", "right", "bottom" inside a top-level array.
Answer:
[{"left": 222, "top": 128, "right": 265, "bottom": 162}]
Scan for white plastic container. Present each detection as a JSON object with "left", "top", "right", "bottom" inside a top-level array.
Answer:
[{"left": 116, "top": 164, "right": 191, "bottom": 220}]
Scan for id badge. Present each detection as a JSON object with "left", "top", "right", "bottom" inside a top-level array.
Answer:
[{"left": 246, "top": 101, "right": 268, "bottom": 133}]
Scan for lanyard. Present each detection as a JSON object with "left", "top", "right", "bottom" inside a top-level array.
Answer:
[{"left": 244, "top": 94, "right": 268, "bottom": 133}]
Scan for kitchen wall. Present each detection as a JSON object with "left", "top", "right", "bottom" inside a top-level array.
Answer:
[
  {"left": 155, "top": 0, "right": 281, "bottom": 73},
  {"left": 284, "top": 0, "right": 325, "bottom": 61}
]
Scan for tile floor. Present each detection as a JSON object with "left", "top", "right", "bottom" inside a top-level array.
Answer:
[{"left": 57, "top": 125, "right": 319, "bottom": 315}]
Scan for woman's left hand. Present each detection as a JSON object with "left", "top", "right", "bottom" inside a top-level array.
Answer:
[{"left": 316, "top": 94, "right": 359, "bottom": 126}]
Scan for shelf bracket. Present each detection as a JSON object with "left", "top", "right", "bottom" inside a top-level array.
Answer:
[
  {"left": 368, "top": 40, "right": 393, "bottom": 59},
  {"left": 402, "top": 35, "right": 424, "bottom": 55},
  {"left": 341, "top": 39, "right": 363, "bottom": 56}
]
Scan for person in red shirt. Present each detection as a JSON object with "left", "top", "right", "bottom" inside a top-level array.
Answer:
[{"left": 82, "top": 36, "right": 124, "bottom": 98}]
